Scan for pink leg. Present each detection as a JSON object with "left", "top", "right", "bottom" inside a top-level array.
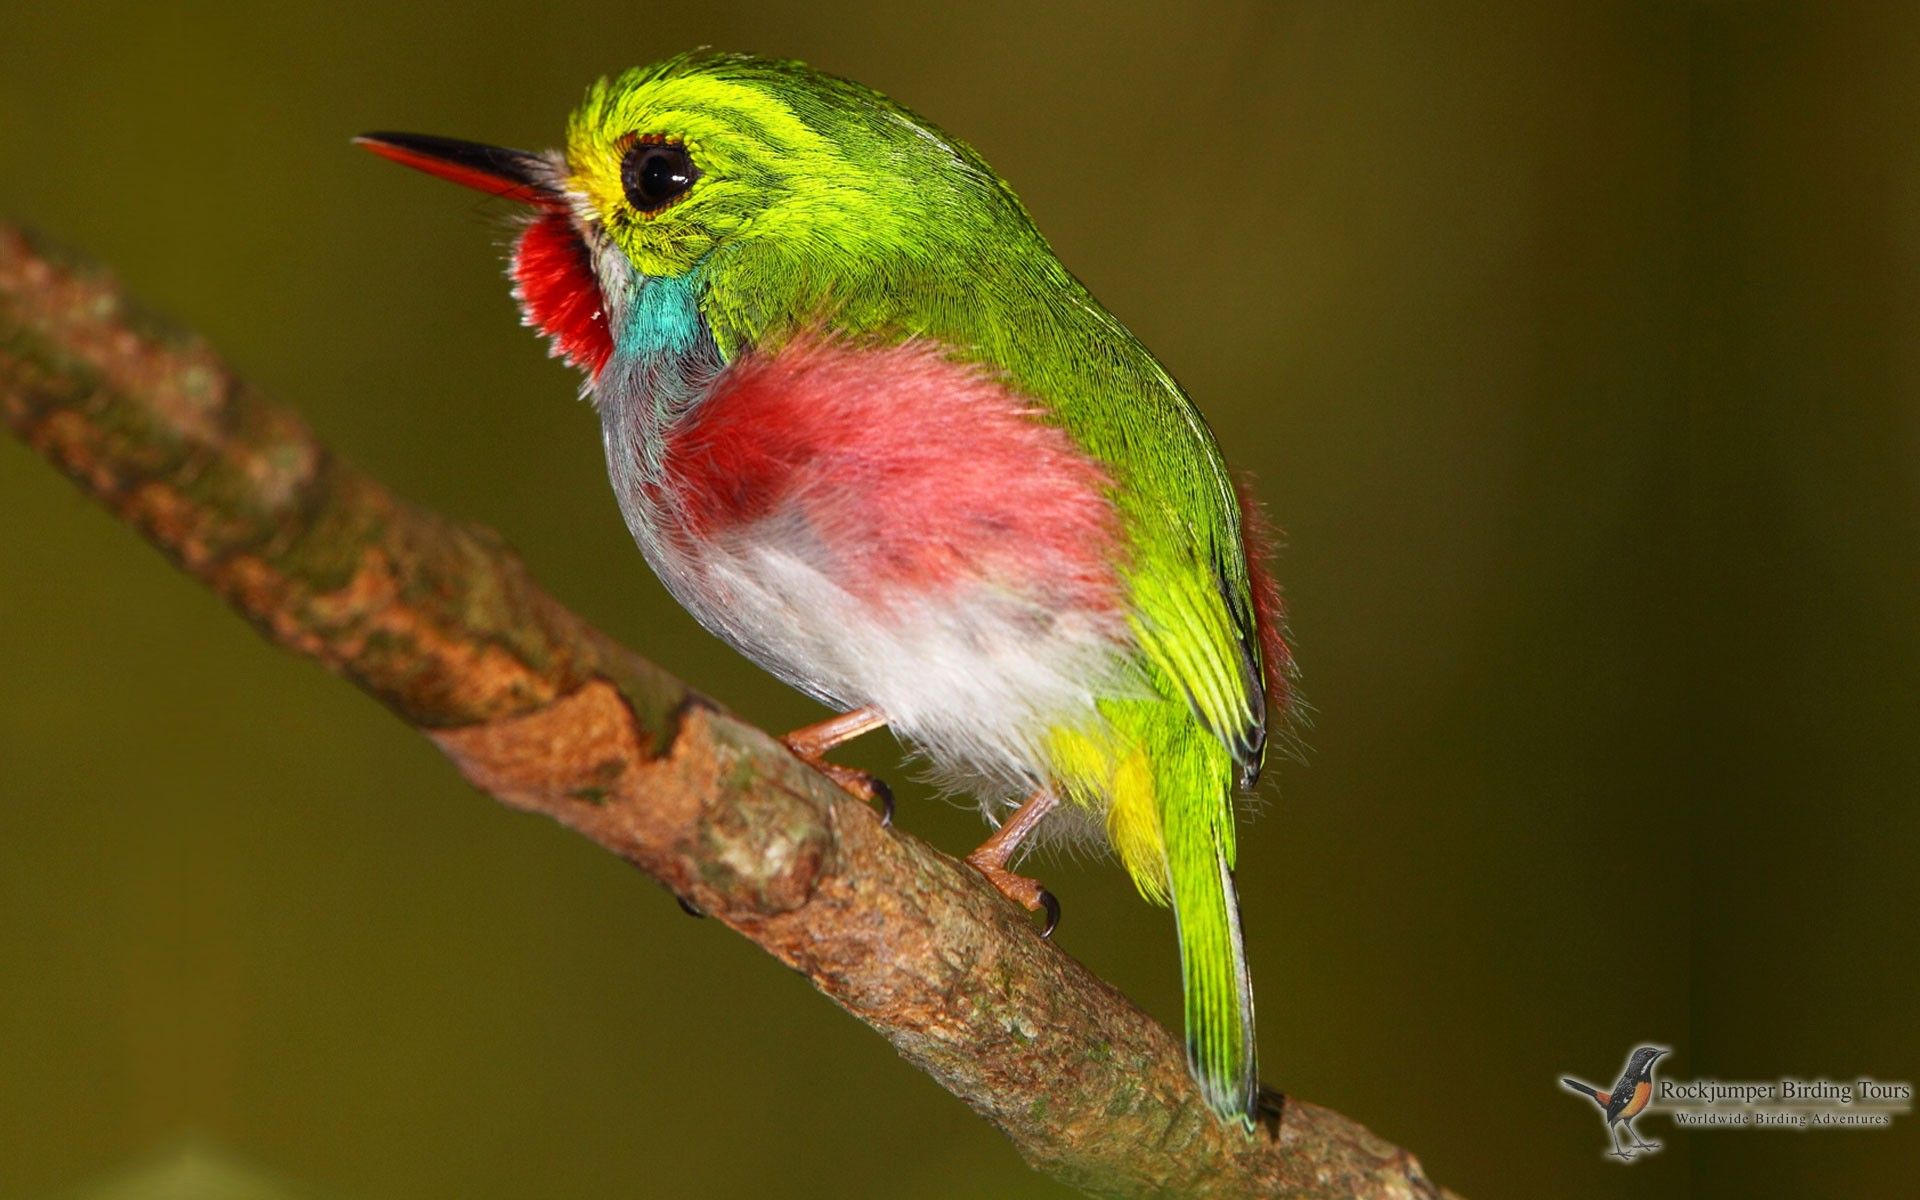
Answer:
[
  {"left": 782, "top": 706, "right": 894, "bottom": 825},
  {"left": 965, "top": 788, "right": 1061, "bottom": 937}
]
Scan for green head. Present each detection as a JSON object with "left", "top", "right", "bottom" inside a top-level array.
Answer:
[
  {"left": 360, "top": 52, "right": 1047, "bottom": 365},
  {"left": 565, "top": 53, "right": 1009, "bottom": 276}
]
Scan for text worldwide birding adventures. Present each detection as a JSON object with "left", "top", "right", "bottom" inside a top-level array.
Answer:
[{"left": 359, "top": 50, "right": 1294, "bottom": 1128}]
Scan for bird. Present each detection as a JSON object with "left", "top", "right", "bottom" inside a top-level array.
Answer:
[
  {"left": 1562, "top": 1046, "right": 1667, "bottom": 1158},
  {"left": 357, "top": 50, "right": 1293, "bottom": 1128}
]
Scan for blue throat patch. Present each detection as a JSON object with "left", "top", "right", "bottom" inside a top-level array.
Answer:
[
  {"left": 607, "top": 264, "right": 726, "bottom": 437},
  {"left": 618, "top": 268, "right": 707, "bottom": 361}
]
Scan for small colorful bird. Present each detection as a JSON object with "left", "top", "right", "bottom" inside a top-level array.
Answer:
[{"left": 359, "top": 51, "right": 1292, "bottom": 1127}]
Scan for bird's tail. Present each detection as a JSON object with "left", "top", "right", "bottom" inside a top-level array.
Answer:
[
  {"left": 1561, "top": 1077, "right": 1606, "bottom": 1106},
  {"left": 1167, "top": 805, "right": 1258, "bottom": 1129}
]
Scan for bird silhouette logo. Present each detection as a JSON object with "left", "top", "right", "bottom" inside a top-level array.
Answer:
[{"left": 1561, "top": 1045, "right": 1668, "bottom": 1160}]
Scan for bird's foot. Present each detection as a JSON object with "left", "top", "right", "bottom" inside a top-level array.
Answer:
[
  {"left": 1609, "top": 1148, "right": 1635, "bottom": 1161},
  {"left": 1634, "top": 1140, "right": 1662, "bottom": 1152},
  {"left": 787, "top": 750, "right": 894, "bottom": 827},
  {"left": 965, "top": 854, "right": 1060, "bottom": 939},
  {"left": 781, "top": 709, "right": 893, "bottom": 826},
  {"left": 962, "top": 788, "right": 1062, "bottom": 937}
]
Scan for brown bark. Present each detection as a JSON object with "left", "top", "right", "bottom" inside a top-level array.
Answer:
[{"left": 0, "top": 223, "right": 1459, "bottom": 1200}]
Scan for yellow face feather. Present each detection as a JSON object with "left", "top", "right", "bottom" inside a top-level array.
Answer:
[{"left": 564, "top": 68, "right": 904, "bottom": 280}]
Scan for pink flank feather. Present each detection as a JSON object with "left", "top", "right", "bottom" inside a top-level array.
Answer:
[
  {"left": 653, "top": 338, "right": 1126, "bottom": 614},
  {"left": 1235, "top": 478, "right": 1294, "bottom": 716}
]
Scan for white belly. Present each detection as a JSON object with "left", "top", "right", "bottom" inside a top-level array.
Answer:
[{"left": 630, "top": 504, "right": 1135, "bottom": 800}]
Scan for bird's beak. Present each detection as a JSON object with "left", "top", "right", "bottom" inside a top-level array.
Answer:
[{"left": 354, "top": 132, "right": 559, "bottom": 206}]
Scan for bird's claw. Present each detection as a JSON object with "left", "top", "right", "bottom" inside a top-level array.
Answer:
[
  {"left": 966, "top": 856, "right": 1060, "bottom": 938},
  {"left": 787, "top": 749, "right": 894, "bottom": 827},
  {"left": 1037, "top": 888, "right": 1060, "bottom": 939}
]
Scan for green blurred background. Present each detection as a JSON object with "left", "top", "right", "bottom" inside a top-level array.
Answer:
[{"left": 2, "top": 3, "right": 1914, "bottom": 1197}]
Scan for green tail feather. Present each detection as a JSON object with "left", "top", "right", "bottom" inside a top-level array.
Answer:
[{"left": 1167, "top": 814, "right": 1258, "bottom": 1129}]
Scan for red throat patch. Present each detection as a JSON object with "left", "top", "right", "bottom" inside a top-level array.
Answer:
[{"left": 510, "top": 213, "right": 612, "bottom": 377}]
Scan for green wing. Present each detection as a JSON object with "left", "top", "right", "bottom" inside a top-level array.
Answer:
[
  {"left": 1126, "top": 470, "right": 1270, "bottom": 792},
  {"left": 1011, "top": 301, "right": 1269, "bottom": 1130},
  {"left": 1025, "top": 300, "right": 1272, "bottom": 794}
]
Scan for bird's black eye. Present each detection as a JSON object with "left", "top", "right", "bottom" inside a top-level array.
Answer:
[{"left": 621, "top": 139, "right": 699, "bottom": 212}]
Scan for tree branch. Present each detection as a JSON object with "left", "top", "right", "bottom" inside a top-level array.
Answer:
[{"left": 0, "top": 223, "right": 1458, "bottom": 1200}]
